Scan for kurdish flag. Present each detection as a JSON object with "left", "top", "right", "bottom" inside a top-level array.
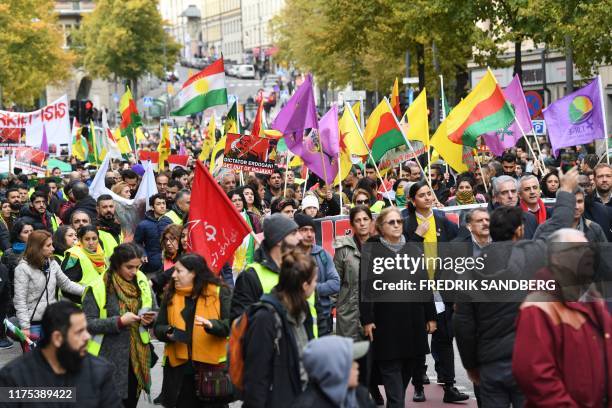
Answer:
[
  {"left": 401, "top": 88, "right": 429, "bottom": 145},
  {"left": 446, "top": 69, "right": 515, "bottom": 147},
  {"left": 364, "top": 98, "right": 405, "bottom": 162},
  {"left": 172, "top": 59, "right": 228, "bottom": 116},
  {"left": 119, "top": 87, "right": 142, "bottom": 148},
  {"left": 158, "top": 123, "right": 171, "bottom": 170}
]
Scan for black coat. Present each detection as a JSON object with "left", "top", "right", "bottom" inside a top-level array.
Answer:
[
  {"left": 230, "top": 246, "right": 280, "bottom": 322},
  {"left": 242, "top": 293, "right": 314, "bottom": 408},
  {"left": 61, "top": 196, "right": 98, "bottom": 225},
  {"left": 18, "top": 206, "right": 55, "bottom": 233},
  {"left": 486, "top": 202, "right": 538, "bottom": 239},
  {"left": 584, "top": 198, "right": 612, "bottom": 241},
  {"left": 291, "top": 383, "right": 375, "bottom": 408},
  {"left": 359, "top": 236, "right": 436, "bottom": 361},
  {"left": 0, "top": 348, "right": 121, "bottom": 408},
  {"left": 153, "top": 285, "right": 232, "bottom": 408}
]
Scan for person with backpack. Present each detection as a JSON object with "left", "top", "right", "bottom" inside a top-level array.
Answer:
[
  {"left": 229, "top": 213, "right": 302, "bottom": 321},
  {"left": 240, "top": 249, "right": 317, "bottom": 408},
  {"left": 154, "top": 253, "right": 232, "bottom": 408}
]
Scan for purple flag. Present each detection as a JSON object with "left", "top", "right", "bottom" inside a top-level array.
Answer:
[
  {"left": 272, "top": 74, "right": 318, "bottom": 135},
  {"left": 40, "top": 124, "right": 49, "bottom": 154},
  {"left": 482, "top": 75, "right": 533, "bottom": 156},
  {"left": 285, "top": 105, "right": 339, "bottom": 185},
  {"left": 543, "top": 77, "right": 606, "bottom": 157}
]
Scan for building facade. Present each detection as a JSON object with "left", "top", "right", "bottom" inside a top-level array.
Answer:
[{"left": 241, "top": 0, "right": 284, "bottom": 71}]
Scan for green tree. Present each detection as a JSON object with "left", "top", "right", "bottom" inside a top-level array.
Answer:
[
  {"left": 75, "top": 0, "right": 180, "bottom": 98},
  {"left": 0, "top": 0, "right": 74, "bottom": 107}
]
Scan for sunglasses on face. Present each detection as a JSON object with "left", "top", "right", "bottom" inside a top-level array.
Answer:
[
  {"left": 385, "top": 219, "right": 403, "bottom": 226},
  {"left": 355, "top": 200, "right": 369, "bottom": 205}
]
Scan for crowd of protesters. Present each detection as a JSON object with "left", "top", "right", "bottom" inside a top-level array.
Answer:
[{"left": 0, "top": 128, "right": 609, "bottom": 408}]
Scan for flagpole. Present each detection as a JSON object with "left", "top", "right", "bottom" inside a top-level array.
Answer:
[
  {"left": 345, "top": 102, "right": 393, "bottom": 204},
  {"left": 473, "top": 149, "right": 488, "bottom": 194},
  {"left": 439, "top": 75, "right": 450, "bottom": 174},
  {"left": 337, "top": 149, "right": 343, "bottom": 215},
  {"left": 513, "top": 111, "right": 547, "bottom": 171},
  {"left": 530, "top": 130, "right": 545, "bottom": 164},
  {"left": 303, "top": 168, "right": 309, "bottom": 197},
  {"left": 283, "top": 150, "right": 291, "bottom": 197},
  {"left": 383, "top": 98, "right": 433, "bottom": 193},
  {"left": 597, "top": 75, "right": 610, "bottom": 165},
  {"left": 354, "top": 124, "right": 394, "bottom": 205}
]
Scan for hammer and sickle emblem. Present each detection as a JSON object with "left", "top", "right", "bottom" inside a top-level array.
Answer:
[{"left": 205, "top": 223, "right": 217, "bottom": 241}]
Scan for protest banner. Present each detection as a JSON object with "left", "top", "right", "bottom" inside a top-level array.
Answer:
[
  {"left": 0, "top": 95, "right": 71, "bottom": 153},
  {"left": 222, "top": 132, "right": 274, "bottom": 174},
  {"left": 13, "top": 147, "right": 48, "bottom": 175}
]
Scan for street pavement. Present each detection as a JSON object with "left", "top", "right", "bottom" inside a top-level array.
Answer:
[{"left": 0, "top": 336, "right": 476, "bottom": 407}]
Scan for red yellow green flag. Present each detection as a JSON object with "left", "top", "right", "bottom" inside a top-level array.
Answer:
[
  {"left": 119, "top": 87, "right": 142, "bottom": 149},
  {"left": 446, "top": 69, "right": 514, "bottom": 147},
  {"left": 363, "top": 98, "right": 405, "bottom": 162}
]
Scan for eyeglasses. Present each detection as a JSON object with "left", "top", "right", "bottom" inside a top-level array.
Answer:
[
  {"left": 385, "top": 219, "right": 403, "bottom": 226},
  {"left": 355, "top": 200, "right": 369, "bottom": 205}
]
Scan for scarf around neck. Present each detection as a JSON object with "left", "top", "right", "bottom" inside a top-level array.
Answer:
[
  {"left": 455, "top": 190, "right": 476, "bottom": 205},
  {"left": 380, "top": 235, "right": 406, "bottom": 253},
  {"left": 520, "top": 198, "right": 547, "bottom": 224},
  {"left": 111, "top": 272, "right": 151, "bottom": 394},
  {"left": 79, "top": 243, "right": 106, "bottom": 274}
]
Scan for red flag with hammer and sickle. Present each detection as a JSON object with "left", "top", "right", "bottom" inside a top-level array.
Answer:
[{"left": 185, "top": 161, "right": 252, "bottom": 273}]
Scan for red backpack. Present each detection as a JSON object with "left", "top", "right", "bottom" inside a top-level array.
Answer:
[{"left": 228, "top": 301, "right": 283, "bottom": 392}]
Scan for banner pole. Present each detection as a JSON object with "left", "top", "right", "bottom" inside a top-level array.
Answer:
[
  {"left": 303, "top": 168, "right": 309, "bottom": 197},
  {"left": 597, "top": 75, "right": 610, "bottom": 165},
  {"left": 337, "top": 150, "right": 343, "bottom": 215},
  {"left": 283, "top": 151, "right": 291, "bottom": 197},
  {"left": 473, "top": 149, "right": 488, "bottom": 194}
]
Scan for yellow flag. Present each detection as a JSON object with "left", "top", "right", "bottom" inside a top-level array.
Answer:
[
  {"left": 344, "top": 103, "right": 369, "bottom": 156},
  {"left": 199, "top": 116, "right": 216, "bottom": 162},
  {"left": 209, "top": 135, "right": 227, "bottom": 172},
  {"left": 157, "top": 123, "right": 171, "bottom": 170},
  {"left": 289, "top": 155, "right": 303, "bottom": 167},
  {"left": 430, "top": 120, "right": 468, "bottom": 173},
  {"left": 351, "top": 102, "right": 361, "bottom": 126},
  {"left": 135, "top": 127, "right": 146, "bottom": 143},
  {"left": 71, "top": 126, "right": 86, "bottom": 161},
  {"left": 115, "top": 127, "right": 132, "bottom": 155},
  {"left": 334, "top": 103, "right": 363, "bottom": 185},
  {"left": 401, "top": 88, "right": 429, "bottom": 146}
]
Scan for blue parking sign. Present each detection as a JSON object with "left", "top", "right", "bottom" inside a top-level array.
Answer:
[{"left": 532, "top": 119, "right": 546, "bottom": 135}]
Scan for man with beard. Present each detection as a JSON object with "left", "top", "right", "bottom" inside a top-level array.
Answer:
[
  {"left": 593, "top": 163, "right": 612, "bottom": 206},
  {"left": 164, "top": 180, "right": 181, "bottom": 208},
  {"left": 4, "top": 187, "right": 21, "bottom": 232},
  {"left": 579, "top": 173, "right": 612, "bottom": 241},
  {"left": 294, "top": 213, "right": 339, "bottom": 336},
  {"left": 95, "top": 195, "right": 123, "bottom": 259},
  {"left": 264, "top": 168, "right": 283, "bottom": 206},
  {"left": 157, "top": 189, "right": 190, "bottom": 231},
  {"left": 230, "top": 213, "right": 303, "bottom": 321},
  {"left": 488, "top": 175, "right": 538, "bottom": 239},
  {"left": 120, "top": 169, "right": 140, "bottom": 199},
  {"left": 501, "top": 152, "right": 518, "bottom": 179},
  {"left": 19, "top": 191, "right": 61, "bottom": 233},
  {"left": 0, "top": 301, "right": 121, "bottom": 407},
  {"left": 430, "top": 164, "right": 450, "bottom": 204}
]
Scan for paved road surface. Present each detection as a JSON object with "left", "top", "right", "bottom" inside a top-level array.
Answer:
[{"left": 0, "top": 336, "right": 476, "bottom": 407}]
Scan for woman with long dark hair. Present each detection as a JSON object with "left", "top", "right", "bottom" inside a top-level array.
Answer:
[
  {"left": 242, "top": 249, "right": 317, "bottom": 408},
  {"left": 154, "top": 253, "right": 231, "bottom": 407},
  {"left": 241, "top": 184, "right": 264, "bottom": 220},
  {"left": 541, "top": 171, "right": 560, "bottom": 198},
  {"left": 1, "top": 219, "right": 34, "bottom": 285},
  {"left": 82, "top": 243, "right": 156, "bottom": 408}
]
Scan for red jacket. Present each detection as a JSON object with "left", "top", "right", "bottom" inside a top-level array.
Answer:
[{"left": 513, "top": 292, "right": 612, "bottom": 407}]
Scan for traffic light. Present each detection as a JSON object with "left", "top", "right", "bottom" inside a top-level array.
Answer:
[{"left": 83, "top": 100, "right": 94, "bottom": 123}]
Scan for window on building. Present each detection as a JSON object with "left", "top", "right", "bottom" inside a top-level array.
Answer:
[{"left": 523, "top": 68, "right": 543, "bottom": 84}]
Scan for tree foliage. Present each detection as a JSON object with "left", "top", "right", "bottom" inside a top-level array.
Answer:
[
  {"left": 75, "top": 0, "right": 180, "bottom": 94},
  {"left": 273, "top": 0, "right": 611, "bottom": 101},
  {"left": 0, "top": 0, "right": 74, "bottom": 107}
]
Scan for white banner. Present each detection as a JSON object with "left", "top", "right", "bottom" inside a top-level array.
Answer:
[{"left": 0, "top": 95, "right": 71, "bottom": 152}]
